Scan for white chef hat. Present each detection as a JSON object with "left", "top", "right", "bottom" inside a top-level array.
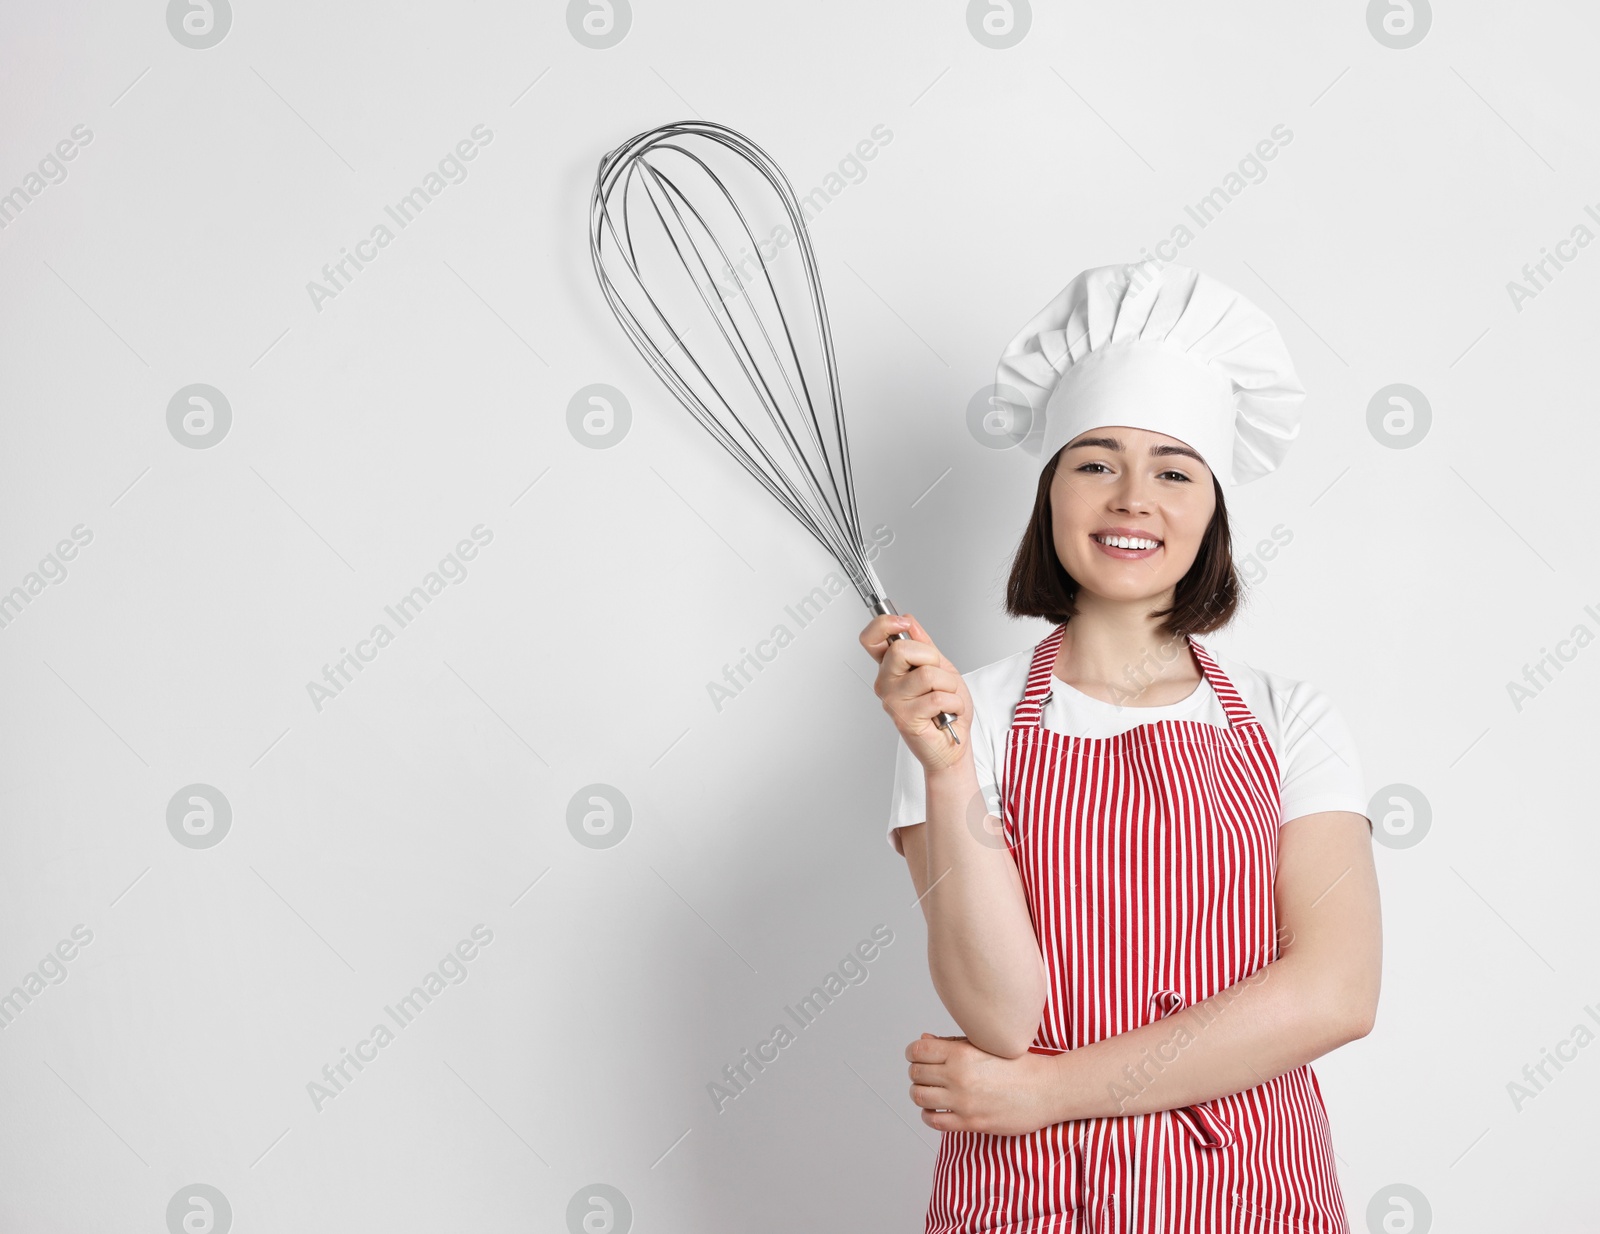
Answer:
[{"left": 993, "top": 261, "right": 1306, "bottom": 486}]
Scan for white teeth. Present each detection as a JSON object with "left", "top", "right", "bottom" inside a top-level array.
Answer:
[{"left": 1096, "top": 534, "right": 1160, "bottom": 550}]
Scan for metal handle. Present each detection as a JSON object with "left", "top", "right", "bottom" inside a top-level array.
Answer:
[{"left": 873, "top": 598, "right": 960, "bottom": 745}]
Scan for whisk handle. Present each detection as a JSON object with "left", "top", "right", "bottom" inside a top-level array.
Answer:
[{"left": 873, "top": 598, "right": 960, "bottom": 746}]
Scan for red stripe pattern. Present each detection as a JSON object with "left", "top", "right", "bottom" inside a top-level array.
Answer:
[{"left": 925, "top": 627, "right": 1349, "bottom": 1233}]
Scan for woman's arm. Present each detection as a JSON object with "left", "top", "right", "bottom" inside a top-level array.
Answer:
[
  {"left": 906, "top": 809, "right": 1380, "bottom": 1131},
  {"left": 1038, "top": 809, "right": 1381, "bottom": 1121},
  {"left": 898, "top": 765, "right": 1050, "bottom": 1061},
  {"left": 865, "top": 611, "right": 1047, "bottom": 1060}
]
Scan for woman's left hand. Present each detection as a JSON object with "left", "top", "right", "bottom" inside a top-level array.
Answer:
[{"left": 906, "top": 1032, "right": 1062, "bottom": 1136}]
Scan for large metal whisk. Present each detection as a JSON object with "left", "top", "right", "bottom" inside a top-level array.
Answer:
[{"left": 587, "top": 119, "right": 957, "bottom": 743}]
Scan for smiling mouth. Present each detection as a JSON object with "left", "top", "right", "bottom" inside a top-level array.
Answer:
[{"left": 1091, "top": 533, "right": 1163, "bottom": 551}]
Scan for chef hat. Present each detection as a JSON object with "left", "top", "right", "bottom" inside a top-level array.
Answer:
[{"left": 993, "top": 261, "right": 1306, "bottom": 486}]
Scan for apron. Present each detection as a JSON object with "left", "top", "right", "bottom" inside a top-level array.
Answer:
[{"left": 925, "top": 627, "right": 1350, "bottom": 1234}]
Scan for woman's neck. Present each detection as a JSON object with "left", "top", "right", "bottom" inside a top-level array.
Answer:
[{"left": 1052, "top": 595, "right": 1199, "bottom": 706}]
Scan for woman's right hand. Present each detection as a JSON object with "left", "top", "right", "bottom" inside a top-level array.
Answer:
[{"left": 859, "top": 612, "right": 975, "bottom": 775}]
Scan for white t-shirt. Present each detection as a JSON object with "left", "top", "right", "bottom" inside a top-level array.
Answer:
[{"left": 886, "top": 640, "right": 1368, "bottom": 855}]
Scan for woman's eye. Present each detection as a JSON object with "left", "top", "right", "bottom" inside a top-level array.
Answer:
[
  {"left": 1077, "top": 462, "right": 1110, "bottom": 474},
  {"left": 1160, "top": 470, "right": 1191, "bottom": 482}
]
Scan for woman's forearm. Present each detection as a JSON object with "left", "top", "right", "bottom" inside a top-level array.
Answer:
[
  {"left": 1041, "top": 954, "right": 1369, "bottom": 1122},
  {"left": 920, "top": 762, "right": 1048, "bottom": 1058}
]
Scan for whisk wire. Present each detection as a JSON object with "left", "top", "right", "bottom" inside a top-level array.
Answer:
[
  {"left": 594, "top": 172, "right": 825, "bottom": 548},
  {"left": 589, "top": 120, "right": 891, "bottom": 605},
  {"left": 633, "top": 158, "right": 865, "bottom": 578}
]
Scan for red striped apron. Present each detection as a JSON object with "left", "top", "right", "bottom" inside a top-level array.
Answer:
[{"left": 925, "top": 627, "right": 1349, "bottom": 1234}]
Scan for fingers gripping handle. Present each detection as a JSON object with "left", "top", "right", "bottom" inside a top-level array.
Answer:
[
  {"left": 873, "top": 598, "right": 960, "bottom": 746},
  {"left": 885, "top": 628, "right": 961, "bottom": 744}
]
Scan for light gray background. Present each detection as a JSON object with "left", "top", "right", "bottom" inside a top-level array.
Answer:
[{"left": 2, "top": 1, "right": 1594, "bottom": 1231}]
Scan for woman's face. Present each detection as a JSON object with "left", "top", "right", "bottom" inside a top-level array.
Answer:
[{"left": 1049, "top": 425, "right": 1218, "bottom": 606}]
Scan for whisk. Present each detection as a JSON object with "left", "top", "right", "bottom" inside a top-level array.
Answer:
[{"left": 587, "top": 119, "right": 957, "bottom": 744}]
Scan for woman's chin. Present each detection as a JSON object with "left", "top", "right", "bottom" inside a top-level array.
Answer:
[{"left": 1074, "top": 575, "right": 1180, "bottom": 606}]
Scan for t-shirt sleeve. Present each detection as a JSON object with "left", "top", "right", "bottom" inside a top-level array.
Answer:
[
  {"left": 886, "top": 739, "right": 924, "bottom": 855},
  {"left": 1272, "top": 677, "right": 1369, "bottom": 826},
  {"left": 886, "top": 686, "right": 1004, "bottom": 855}
]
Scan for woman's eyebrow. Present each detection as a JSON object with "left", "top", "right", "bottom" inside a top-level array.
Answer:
[{"left": 1065, "top": 436, "right": 1207, "bottom": 465}]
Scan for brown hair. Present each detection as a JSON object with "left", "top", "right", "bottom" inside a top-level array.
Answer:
[{"left": 1003, "top": 449, "right": 1239, "bottom": 637}]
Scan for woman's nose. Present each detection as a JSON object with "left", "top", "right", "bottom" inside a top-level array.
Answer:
[{"left": 1112, "top": 479, "right": 1153, "bottom": 512}]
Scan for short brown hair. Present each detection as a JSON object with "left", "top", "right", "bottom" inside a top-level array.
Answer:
[{"left": 1004, "top": 449, "right": 1239, "bottom": 638}]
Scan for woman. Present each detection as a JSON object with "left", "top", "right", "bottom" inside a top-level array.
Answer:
[{"left": 859, "top": 262, "right": 1381, "bottom": 1233}]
